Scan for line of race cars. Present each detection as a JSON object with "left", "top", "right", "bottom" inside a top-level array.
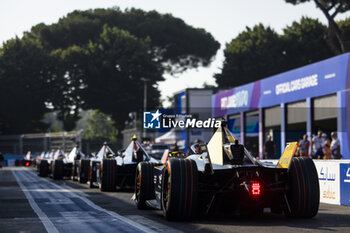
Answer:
[{"left": 19, "top": 121, "right": 320, "bottom": 221}]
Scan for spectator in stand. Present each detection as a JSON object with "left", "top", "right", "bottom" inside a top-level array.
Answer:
[
  {"left": 298, "top": 134, "right": 310, "bottom": 157},
  {"left": 330, "top": 132, "right": 341, "bottom": 159},
  {"left": 264, "top": 135, "right": 275, "bottom": 159},
  {"left": 312, "top": 131, "right": 324, "bottom": 159},
  {"left": 322, "top": 133, "right": 331, "bottom": 159}
]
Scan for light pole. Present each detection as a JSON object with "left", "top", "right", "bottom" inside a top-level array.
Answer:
[{"left": 140, "top": 77, "right": 150, "bottom": 139}]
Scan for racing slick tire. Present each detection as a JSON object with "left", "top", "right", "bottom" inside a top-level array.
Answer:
[
  {"left": 161, "top": 158, "right": 198, "bottom": 220},
  {"left": 78, "top": 159, "right": 90, "bottom": 183},
  {"left": 52, "top": 160, "right": 64, "bottom": 180},
  {"left": 135, "top": 162, "right": 155, "bottom": 209},
  {"left": 89, "top": 161, "right": 99, "bottom": 188},
  {"left": 285, "top": 157, "right": 319, "bottom": 218},
  {"left": 71, "top": 160, "right": 78, "bottom": 181},
  {"left": 99, "top": 159, "right": 116, "bottom": 192},
  {"left": 39, "top": 160, "right": 49, "bottom": 177}
]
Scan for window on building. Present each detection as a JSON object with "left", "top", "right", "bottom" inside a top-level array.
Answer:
[
  {"left": 264, "top": 106, "right": 281, "bottom": 157},
  {"left": 312, "top": 94, "right": 337, "bottom": 140},
  {"left": 245, "top": 110, "right": 259, "bottom": 157},
  {"left": 287, "top": 100, "right": 307, "bottom": 143},
  {"left": 228, "top": 114, "right": 241, "bottom": 142}
]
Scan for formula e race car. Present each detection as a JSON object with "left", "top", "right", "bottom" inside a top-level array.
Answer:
[
  {"left": 15, "top": 151, "right": 33, "bottom": 167},
  {"left": 88, "top": 138, "right": 158, "bottom": 192},
  {"left": 134, "top": 122, "right": 320, "bottom": 220},
  {"left": 36, "top": 151, "right": 55, "bottom": 177},
  {"left": 69, "top": 146, "right": 87, "bottom": 181},
  {"left": 49, "top": 148, "right": 75, "bottom": 180}
]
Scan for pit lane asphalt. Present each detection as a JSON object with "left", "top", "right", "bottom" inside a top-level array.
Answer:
[{"left": 1, "top": 167, "right": 350, "bottom": 233}]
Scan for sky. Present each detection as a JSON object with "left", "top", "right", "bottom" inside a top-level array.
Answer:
[{"left": 1, "top": 0, "right": 350, "bottom": 106}]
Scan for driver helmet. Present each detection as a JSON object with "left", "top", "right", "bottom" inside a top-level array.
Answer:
[
  {"left": 170, "top": 151, "right": 186, "bottom": 159},
  {"left": 190, "top": 143, "right": 202, "bottom": 154}
]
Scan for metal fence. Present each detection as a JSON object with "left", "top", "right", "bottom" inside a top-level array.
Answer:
[{"left": 0, "top": 130, "right": 83, "bottom": 155}]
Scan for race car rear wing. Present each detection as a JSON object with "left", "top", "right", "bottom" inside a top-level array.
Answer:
[
  {"left": 205, "top": 122, "right": 297, "bottom": 169},
  {"left": 276, "top": 142, "right": 298, "bottom": 169},
  {"left": 206, "top": 123, "right": 259, "bottom": 167}
]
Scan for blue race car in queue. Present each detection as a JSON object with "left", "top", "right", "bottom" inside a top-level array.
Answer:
[{"left": 134, "top": 121, "right": 320, "bottom": 220}]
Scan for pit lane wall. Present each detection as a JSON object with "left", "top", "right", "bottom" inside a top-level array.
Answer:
[{"left": 263, "top": 159, "right": 350, "bottom": 206}]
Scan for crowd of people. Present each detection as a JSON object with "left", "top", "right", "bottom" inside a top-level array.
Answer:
[{"left": 264, "top": 130, "right": 341, "bottom": 160}]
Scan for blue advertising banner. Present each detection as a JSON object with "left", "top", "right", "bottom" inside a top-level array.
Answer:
[
  {"left": 212, "top": 53, "right": 350, "bottom": 116},
  {"left": 340, "top": 163, "right": 350, "bottom": 206},
  {"left": 260, "top": 53, "right": 349, "bottom": 108},
  {"left": 212, "top": 82, "right": 260, "bottom": 117}
]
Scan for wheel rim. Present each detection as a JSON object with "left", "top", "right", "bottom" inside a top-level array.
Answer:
[{"left": 162, "top": 168, "right": 170, "bottom": 213}]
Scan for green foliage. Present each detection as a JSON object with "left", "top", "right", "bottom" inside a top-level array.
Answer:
[
  {"left": 80, "top": 110, "right": 117, "bottom": 142},
  {"left": 202, "top": 82, "right": 217, "bottom": 88},
  {"left": 282, "top": 17, "right": 332, "bottom": 69},
  {"left": 286, "top": 0, "right": 350, "bottom": 13},
  {"left": 0, "top": 37, "right": 51, "bottom": 133},
  {"left": 82, "top": 25, "right": 163, "bottom": 130},
  {"left": 29, "top": 8, "right": 220, "bottom": 74},
  {"left": 215, "top": 18, "right": 333, "bottom": 88},
  {"left": 0, "top": 7, "right": 219, "bottom": 134},
  {"left": 285, "top": 0, "right": 350, "bottom": 54},
  {"left": 215, "top": 24, "right": 286, "bottom": 87}
]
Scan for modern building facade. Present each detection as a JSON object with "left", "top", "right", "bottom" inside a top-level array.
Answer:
[{"left": 212, "top": 53, "right": 350, "bottom": 159}]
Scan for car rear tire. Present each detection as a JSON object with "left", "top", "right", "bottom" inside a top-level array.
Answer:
[
  {"left": 89, "top": 161, "right": 99, "bottom": 188},
  {"left": 39, "top": 160, "right": 49, "bottom": 177},
  {"left": 161, "top": 158, "right": 198, "bottom": 220},
  {"left": 72, "top": 160, "right": 78, "bottom": 181},
  {"left": 52, "top": 160, "right": 64, "bottom": 180},
  {"left": 99, "top": 159, "right": 116, "bottom": 192},
  {"left": 285, "top": 157, "right": 320, "bottom": 218},
  {"left": 135, "top": 162, "right": 155, "bottom": 209},
  {"left": 79, "top": 159, "right": 90, "bottom": 183}
]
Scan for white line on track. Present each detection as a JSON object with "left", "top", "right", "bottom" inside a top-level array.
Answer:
[
  {"left": 12, "top": 168, "right": 156, "bottom": 233},
  {"left": 12, "top": 169, "right": 59, "bottom": 233}
]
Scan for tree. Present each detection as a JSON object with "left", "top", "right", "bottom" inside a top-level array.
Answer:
[
  {"left": 24, "top": 7, "right": 219, "bottom": 133},
  {"left": 0, "top": 8, "right": 220, "bottom": 135},
  {"left": 215, "top": 24, "right": 286, "bottom": 88},
  {"left": 215, "top": 18, "right": 333, "bottom": 88},
  {"left": 48, "top": 45, "right": 88, "bottom": 131},
  {"left": 285, "top": 0, "right": 350, "bottom": 54},
  {"left": 0, "top": 37, "right": 51, "bottom": 134},
  {"left": 81, "top": 25, "right": 163, "bottom": 133},
  {"left": 28, "top": 8, "right": 220, "bottom": 74},
  {"left": 80, "top": 110, "right": 117, "bottom": 142},
  {"left": 282, "top": 17, "right": 333, "bottom": 69}
]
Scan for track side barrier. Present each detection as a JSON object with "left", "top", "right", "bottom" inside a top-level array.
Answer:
[{"left": 262, "top": 159, "right": 350, "bottom": 206}]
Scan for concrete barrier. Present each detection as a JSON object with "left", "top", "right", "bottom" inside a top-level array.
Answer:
[{"left": 2, "top": 155, "right": 25, "bottom": 166}]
